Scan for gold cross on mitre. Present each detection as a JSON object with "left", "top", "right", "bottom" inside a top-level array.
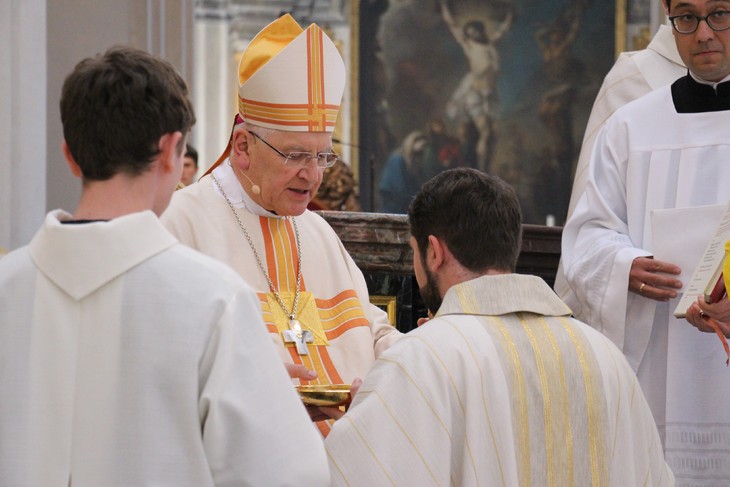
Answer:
[{"left": 282, "top": 316, "right": 313, "bottom": 355}]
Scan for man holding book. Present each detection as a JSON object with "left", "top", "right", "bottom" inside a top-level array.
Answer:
[{"left": 560, "top": 0, "right": 730, "bottom": 483}]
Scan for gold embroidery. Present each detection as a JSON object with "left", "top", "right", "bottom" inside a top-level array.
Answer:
[
  {"left": 560, "top": 318, "right": 608, "bottom": 487},
  {"left": 455, "top": 283, "right": 479, "bottom": 314},
  {"left": 491, "top": 317, "right": 530, "bottom": 486},
  {"left": 534, "top": 317, "right": 575, "bottom": 486},
  {"left": 268, "top": 291, "right": 329, "bottom": 347}
]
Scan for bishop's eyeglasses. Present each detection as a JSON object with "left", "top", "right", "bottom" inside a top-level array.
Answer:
[
  {"left": 249, "top": 131, "right": 339, "bottom": 168},
  {"left": 668, "top": 11, "right": 730, "bottom": 34}
]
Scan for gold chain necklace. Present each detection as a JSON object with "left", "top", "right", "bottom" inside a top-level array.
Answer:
[{"left": 212, "top": 173, "right": 314, "bottom": 354}]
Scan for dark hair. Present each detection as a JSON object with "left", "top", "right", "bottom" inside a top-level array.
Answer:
[
  {"left": 60, "top": 45, "right": 195, "bottom": 180},
  {"left": 185, "top": 144, "right": 199, "bottom": 166},
  {"left": 408, "top": 168, "right": 522, "bottom": 273}
]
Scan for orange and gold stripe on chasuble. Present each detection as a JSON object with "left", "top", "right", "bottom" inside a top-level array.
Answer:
[
  {"left": 255, "top": 217, "right": 369, "bottom": 381},
  {"left": 238, "top": 28, "right": 338, "bottom": 131},
  {"left": 254, "top": 217, "right": 369, "bottom": 437}
]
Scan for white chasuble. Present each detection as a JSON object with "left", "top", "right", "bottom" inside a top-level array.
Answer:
[{"left": 326, "top": 275, "right": 672, "bottom": 486}]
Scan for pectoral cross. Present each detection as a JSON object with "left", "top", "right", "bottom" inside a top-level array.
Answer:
[{"left": 282, "top": 317, "right": 313, "bottom": 355}]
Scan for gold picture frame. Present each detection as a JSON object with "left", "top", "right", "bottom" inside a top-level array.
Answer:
[
  {"left": 370, "top": 295, "right": 397, "bottom": 326},
  {"left": 615, "top": 0, "right": 628, "bottom": 56},
  {"left": 617, "top": 0, "right": 660, "bottom": 54}
]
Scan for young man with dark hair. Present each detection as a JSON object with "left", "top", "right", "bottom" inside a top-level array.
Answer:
[
  {"left": 561, "top": 0, "right": 730, "bottom": 482},
  {"left": 0, "top": 46, "right": 328, "bottom": 486},
  {"left": 326, "top": 168, "right": 673, "bottom": 486},
  {"left": 180, "top": 143, "right": 199, "bottom": 186}
]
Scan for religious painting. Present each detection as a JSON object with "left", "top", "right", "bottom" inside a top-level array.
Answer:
[
  {"left": 621, "top": 0, "right": 661, "bottom": 53},
  {"left": 355, "top": 0, "right": 620, "bottom": 225}
]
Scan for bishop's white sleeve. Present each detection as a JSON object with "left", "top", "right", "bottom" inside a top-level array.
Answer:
[
  {"left": 561, "top": 123, "right": 651, "bottom": 356},
  {"left": 199, "top": 284, "right": 329, "bottom": 487}
]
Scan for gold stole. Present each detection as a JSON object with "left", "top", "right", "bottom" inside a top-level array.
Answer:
[
  {"left": 258, "top": 217, "right": 362, "bottom": 436},
  {"left": 453, "top": 283, "right": 610, "bottom": 486}
]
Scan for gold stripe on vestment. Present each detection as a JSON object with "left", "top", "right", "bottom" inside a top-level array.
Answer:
[
  {"left": 559, "top": 318, "right": 608, "bottom": 487},
  {"left": 531, "top": 316, "right": 575, "bottom": 486},
  {"left": 489, "top": 316, "right": 530, "bottom": 486}
]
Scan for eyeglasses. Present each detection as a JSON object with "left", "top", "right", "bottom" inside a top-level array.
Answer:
[
  {"left": 249, "top": 131, "right": 338, "bottom": 168},
  {"left": 669, "top": 11, "right": 730, "bottom": 34}
]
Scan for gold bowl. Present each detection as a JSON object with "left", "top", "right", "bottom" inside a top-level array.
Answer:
[{"left": 296, "top": 384, "right": 352, "bottom": 407}]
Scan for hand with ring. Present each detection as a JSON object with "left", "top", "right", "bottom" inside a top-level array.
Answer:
[
  {"left": 685, "top": 296, "right": 730, "bottom": 333},
  {"left": 629, "top": 256, "right": 682, "bottom": 302}
]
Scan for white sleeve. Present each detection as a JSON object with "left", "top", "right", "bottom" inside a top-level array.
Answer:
[
  {"left": 199, "top": 284, "right": 330, "bottom": 487},
  {"left": 561, "top": 123, "right": 650, "bottom": 351}
]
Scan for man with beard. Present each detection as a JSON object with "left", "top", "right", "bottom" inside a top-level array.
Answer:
[{"left": 325, "top": 168, "right": 673, "bottom": 486}]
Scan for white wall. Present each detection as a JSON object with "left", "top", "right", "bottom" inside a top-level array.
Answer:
[
  {"left": 46, "top": 0, "right": 194, "bottom": 216},
  {"left": 0, "top": 0, "right": 192, "bottom": 252},
  {"left": 0, "top": 0, "right": 47, "bottom": 252}
]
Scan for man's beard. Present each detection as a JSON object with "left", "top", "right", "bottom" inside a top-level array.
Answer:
[{"left": 419, "top": 265, "right": 443, "bottom": 316}]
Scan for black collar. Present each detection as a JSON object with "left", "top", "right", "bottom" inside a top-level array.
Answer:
[
  {"left": 672, "top": 73, "right": 730, "bottom": 113},
  {"left": 61, "top": 219, "right": 109, "bottom": 225}
]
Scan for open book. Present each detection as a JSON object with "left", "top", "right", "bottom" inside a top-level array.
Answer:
[{"left": 673, "top": 200, "right": 730, "bottom": 318}]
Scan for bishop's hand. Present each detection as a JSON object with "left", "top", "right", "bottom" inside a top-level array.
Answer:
[{"left": 285, "top": 363, "right": 317, "bottom": 381}]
